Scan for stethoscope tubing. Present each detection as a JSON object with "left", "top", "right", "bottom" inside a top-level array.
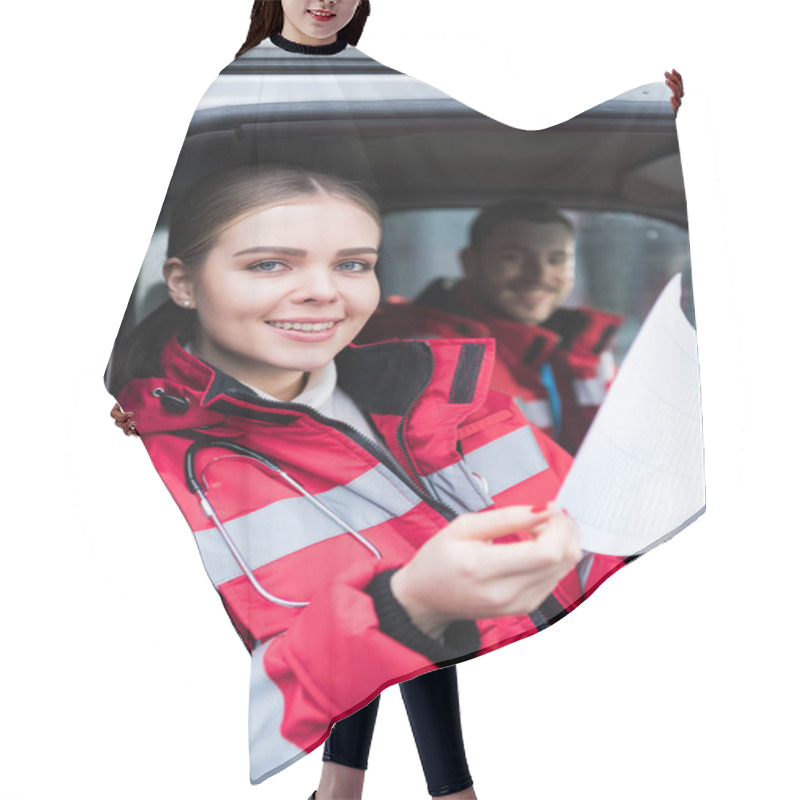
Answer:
[{"left": 185, "top": 439, "right": 382, "bottom": 609}]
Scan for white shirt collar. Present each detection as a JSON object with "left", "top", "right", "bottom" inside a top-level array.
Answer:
[
  {"left": 182, "top": 341, "right": 338, "bottom": 409},
  {"left": 258, "top": 359, "right": 339, "bottom": 410}
]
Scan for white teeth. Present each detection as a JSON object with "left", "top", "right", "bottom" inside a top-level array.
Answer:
[{"left": 269, "top": 321, "right": 336, "bottom": 332}]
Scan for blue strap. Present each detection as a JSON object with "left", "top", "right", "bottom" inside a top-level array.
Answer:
[{"left": 539, "top": 363, "right": 562, "bottom": 437}]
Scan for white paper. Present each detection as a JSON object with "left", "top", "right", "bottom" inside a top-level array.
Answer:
[{"left": 557, "top": 274, "right": 705, "bottom": 556}]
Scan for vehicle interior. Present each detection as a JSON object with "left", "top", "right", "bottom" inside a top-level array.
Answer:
[{"left": 116, "top": 44, "right": 690, "bottom": 362}]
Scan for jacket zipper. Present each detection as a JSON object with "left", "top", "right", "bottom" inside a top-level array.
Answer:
[{"left": 393, "top": 344, "right": 438, "bottom": 495}]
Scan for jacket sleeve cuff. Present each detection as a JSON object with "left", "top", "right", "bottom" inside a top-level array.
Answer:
[{"left": 365, "top": 569, "right": 480, "bottom": 665}]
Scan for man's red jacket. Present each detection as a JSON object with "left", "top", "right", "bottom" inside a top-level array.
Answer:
[{"left": 359, "top": 279, "right": 624, "bottom": 454}]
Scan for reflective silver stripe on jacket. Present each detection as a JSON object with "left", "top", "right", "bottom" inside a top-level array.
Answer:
[
  {"left": 573, "top": 375, "right": 607, "bottom": 406},
  {"left": 574, "top": 351, "right": 615, "bottom": 406},
  {"left": 424, "top": 426, "right": 550, "bottom": 511},
  {"left": 421, "top": 459, "right": 494, "bottom": 514},
  {"left": 514, "top": 397, "right": 554, "bottom": 429},
  {"left": 249, "top": 639, "right": 306, "bottom": 784},
  {"left": 193, "top": 463, "right": 422, "bottom": 588}
]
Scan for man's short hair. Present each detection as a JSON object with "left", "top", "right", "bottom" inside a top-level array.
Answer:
[{"left": 468, "top": 200, "right": 575, "bottom": 250}]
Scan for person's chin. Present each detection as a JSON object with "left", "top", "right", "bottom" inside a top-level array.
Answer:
[
  {"left": 276, "top": 350, "right": 335, "bottom": 375},
  {"left": 502, "top": 303, "right": 546, "bottom": 326},
  {"left": 298, "top": 22, "right": 336, "bottom": 41},
  {"left": 281, "top": 330, "right": 354, "bottom": 369}
]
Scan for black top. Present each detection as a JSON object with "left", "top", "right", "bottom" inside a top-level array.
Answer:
[{"left": 269, "top": 31, "right": 348, "bottom": 55}]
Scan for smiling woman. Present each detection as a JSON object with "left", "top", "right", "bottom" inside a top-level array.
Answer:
[
  {"left": 281, "top": 0, "right": 363, "bottom": 46},
  {"left": 109, "top": 167, "right": 380, "bottom": 401},
  {"left": 236, "top": 0, "right": 371, "bottom": 56},
  {"left": 162, "top": 192, "right": 381, "bottom": 401},
  {"left": 108, "top": 164, "right": 592, "bottom": 795}
]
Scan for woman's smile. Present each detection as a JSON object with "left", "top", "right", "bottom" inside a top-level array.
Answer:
[
  {"left": 267, "top": 318, "right": 340, "bottom": 331},
  {"left": 307, "top": 9, "right": 335, "bottom": 23},
  {"left": 265, "top": 317, "right": 343, "bottom": 341}
]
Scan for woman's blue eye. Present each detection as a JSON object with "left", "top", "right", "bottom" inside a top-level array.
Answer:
[
  {"left": 337, "top": 260, "right": 370, "bottom": 272},
  {"left": 248, "top": 260, "right": 287, "bottom": 272}
]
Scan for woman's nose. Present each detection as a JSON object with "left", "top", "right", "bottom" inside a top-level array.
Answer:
[{"left": 292, "top": 268, "right": 339, "bottom": 303}]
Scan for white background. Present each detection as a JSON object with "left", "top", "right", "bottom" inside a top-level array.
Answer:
[{"left": 2, "top": 1, "right": 797, "bottom": 798}]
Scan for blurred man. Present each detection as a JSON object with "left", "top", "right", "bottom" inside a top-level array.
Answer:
[{"left": 360, "top": 200, "right": 622, "bottom": 454}]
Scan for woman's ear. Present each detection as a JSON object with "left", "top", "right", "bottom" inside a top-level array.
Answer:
[{"left": 163, "top": 258, "right": 195, "bottom": 309}]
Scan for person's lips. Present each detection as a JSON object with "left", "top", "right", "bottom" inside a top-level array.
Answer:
[
  {"left": 511, "top": 285, "right": 558, "bottom": 300},
  {"left": 307, "top": 9, "right": 335, "bottom": 22},
  {"left": 266, "top": 319, "right": 339, "bottom": 332},
  {"left": 265, "top": 318, "right": 343, "bottom": 342}
]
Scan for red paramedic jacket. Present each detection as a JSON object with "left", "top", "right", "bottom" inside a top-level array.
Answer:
[
  {"left": 118, "top": 335, "right": 624, "bottom": 783},
  {"left": 359, "top": 279, "right": 624, "bottom": 454}
]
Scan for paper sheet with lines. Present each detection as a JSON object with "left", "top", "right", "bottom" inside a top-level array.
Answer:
[{"left": 557, "top": 274, "right": 704, "bottom": 556}]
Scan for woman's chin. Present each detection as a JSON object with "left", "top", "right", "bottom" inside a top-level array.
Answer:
[{"left": 268, "top": 343, "right": 343, "bottom": 375}]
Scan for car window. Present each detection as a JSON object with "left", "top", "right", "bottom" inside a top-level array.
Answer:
[
  {"left": 127, "top": 209, "right": 690, "bottom": 364},
  {"left": 379, "top": 209, "right": 691, "bottom": 360}
]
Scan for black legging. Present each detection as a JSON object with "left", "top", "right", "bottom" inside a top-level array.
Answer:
[{"left": 323, "top": 666, "right": 473, "bottom": 797}]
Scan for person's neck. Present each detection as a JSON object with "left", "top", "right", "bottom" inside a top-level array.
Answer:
[
  {"left": 191, "top": 339, "right": 309, "bottom": 401},
  {"left": 269, "top": 26, "right": 348, "bottom": 55},
  {"left": 259, "top": 371, "right": 309, "bottom": 402}
]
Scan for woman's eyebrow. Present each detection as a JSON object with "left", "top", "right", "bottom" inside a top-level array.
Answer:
[
  {"left": 232, "top": 246, "right": 379, "bottom": 257},
  {"left": 233, "top": 246, "right": 305, "bottom": 256},
  {"left": 336, "top": 247, "right": 379, "bottom": 256}
]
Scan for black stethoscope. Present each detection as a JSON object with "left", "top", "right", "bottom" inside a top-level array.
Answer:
[{"left": 184, "top": 439, "right": 383, "bottom": 609}]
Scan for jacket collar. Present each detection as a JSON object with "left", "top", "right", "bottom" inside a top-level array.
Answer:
[
  {"left": 544, "top": 306, "right": 624, "bottom": 356},
  {"left": 418, "top": 278, "right": 623, "bottom": 365},
  {"left": 119, "top": 335, "right": 497, "bottom": 440},
  {"left": 339, "top": 338, "right": 498, "bottom": 476},
  {"left": 422, "top": 279, "right": 560, "bottom": 369}
]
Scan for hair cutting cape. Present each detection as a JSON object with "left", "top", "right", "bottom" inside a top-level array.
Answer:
[{"left": 106, "top": 34, "right": 704, "bottom": 784}]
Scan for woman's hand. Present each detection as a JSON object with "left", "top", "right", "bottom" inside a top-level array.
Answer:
[
  {"left": 111, "top": 402, "right": 138, "bottom": 436},
  {"left": 665, "top": 69, "right": 684, "bottom": 115},
  {"left": 390, "top": 503, "right": 581, "bottom": 638}
]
